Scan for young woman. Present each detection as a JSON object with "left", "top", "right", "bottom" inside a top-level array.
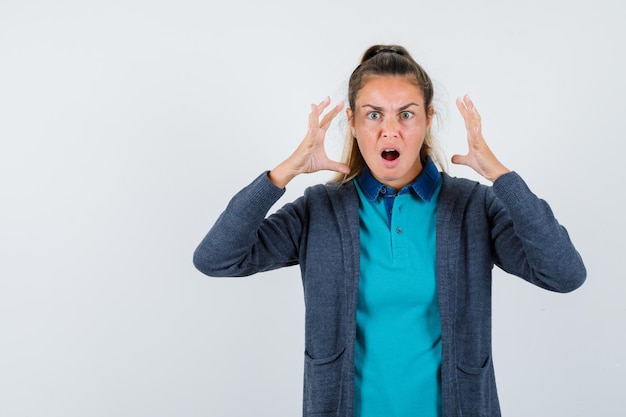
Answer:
[{"left": 193, "top": 45, "right": 586, "bottom": 417}]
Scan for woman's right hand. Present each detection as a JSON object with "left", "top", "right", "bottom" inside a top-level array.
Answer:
[{"left": 268, "top": 97, "right": 350, "bottom": 189}]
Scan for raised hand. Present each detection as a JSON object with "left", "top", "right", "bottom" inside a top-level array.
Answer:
[
  {"left": 451, "top": 95, "right": 510, "bottom": 182},
  {"left": 269, "top": 97, "right": 350, "bottom": 188}
]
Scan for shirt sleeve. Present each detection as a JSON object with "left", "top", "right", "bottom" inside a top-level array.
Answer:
[
  {"left": 488, "top": 171, "right": 586, "bottom": 292},
  {"left": 193, "top": 171, "right": 305, "bottom": 277}
]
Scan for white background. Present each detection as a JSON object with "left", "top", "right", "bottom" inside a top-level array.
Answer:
[{"left": 1, "top": 0, "right": 624, "bottom": 416}]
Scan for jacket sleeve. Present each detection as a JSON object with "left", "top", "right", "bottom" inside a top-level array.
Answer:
[
  {"left": 193, "top": 171, "right": 305, "bottom": 277},
  {"left": 488, "top": 172, "right": 586, "bottom": 292}
]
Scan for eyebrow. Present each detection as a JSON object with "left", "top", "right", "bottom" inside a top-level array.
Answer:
[{"left": 361, "top": 102, "right": 421, "bottom": 111}]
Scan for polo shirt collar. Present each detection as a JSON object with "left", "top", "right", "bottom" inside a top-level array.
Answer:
[{"left": 357, "top": 157, "right": 441, "bottom": 202}]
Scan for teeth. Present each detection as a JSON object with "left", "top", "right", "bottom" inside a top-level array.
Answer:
[{"left": 384, "top": 148, "right": 396, "bottom": 152}]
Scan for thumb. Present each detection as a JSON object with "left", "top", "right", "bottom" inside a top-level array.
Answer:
[
  {"left": 451, "top": 154, "right": 469, "bottom": 166},
  {"left": 327, "top": 160, "right": 351, "bottom": 175}
]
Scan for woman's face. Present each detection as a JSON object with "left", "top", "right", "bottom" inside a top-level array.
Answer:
[{"left": 347, "top": 75, "right": 432, "bottom": 191}]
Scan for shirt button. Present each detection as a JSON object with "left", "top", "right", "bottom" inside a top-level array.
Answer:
[
  {"left": 396, "top": 227, "right": 403, "bottom": 234},
  {"left": 380, "top": 187, "right": 387, "bottom": 195}
]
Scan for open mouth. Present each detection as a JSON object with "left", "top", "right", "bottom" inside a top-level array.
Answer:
[{"left": 381, "top": 149, "right": 400, "bottom": 161}]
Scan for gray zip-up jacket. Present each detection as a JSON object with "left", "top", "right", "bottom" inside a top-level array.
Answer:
[{"left": 193, "top": 171, "right": 586, "bottom": 417}]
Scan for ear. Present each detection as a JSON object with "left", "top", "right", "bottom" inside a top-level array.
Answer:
[
  {"left": 426, "top": 105, "right": 435, "bottom": 128},
  {"left": 346, "top": 107, "right": 355, "bottom": 136}
]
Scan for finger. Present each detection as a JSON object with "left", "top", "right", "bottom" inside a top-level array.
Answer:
[
  {"left": 456, "top": 95, "right": 482, "bottom": 140},
  {"left": 308, "top": 105, "right": 319, "bottom": 132},
  {"left": 308, "top": 101, "right": 326, "bottom": 132},
  {"left": 456, "top": 95, "right": 481, "bottom": 119},
  {"left": 309, "top": 97, "right": 335, "bottom": 131},
  {"left": 315, "top": 96, "right": 332, "bottom": 115},
  {"left": 462, "top": 95, "right": 481, "bottom": 118},
  {"left": 319, "top": 101, "right": 344, "bottom": 130},
  {"left": 455, "top": 97, "right": 473, "bottom": 135},
  {"left": 463, "top": 95, "right": 482, "bottom": 129},
  {"left": 455, "top": 96, "right": 469, "bottom": 119}
]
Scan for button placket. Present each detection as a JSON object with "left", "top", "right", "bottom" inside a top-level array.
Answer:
[{"left": 391, "top": 198, "right": 408, "bottom": 259}]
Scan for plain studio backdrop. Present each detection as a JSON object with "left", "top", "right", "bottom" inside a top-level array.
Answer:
[{"left": 1, "top": 0, "right": 624, "bottom": 416}]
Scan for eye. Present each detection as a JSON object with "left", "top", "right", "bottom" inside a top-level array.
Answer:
[
  {"left": 366, "top": 111, "right": 381, "bottom": 120},
  {"left": 400, "top": 111, "right": 413, "bottom": 120}
]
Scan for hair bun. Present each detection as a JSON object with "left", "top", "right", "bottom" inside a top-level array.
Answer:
[{"left": 364, "top": 47, "right": 406, "bottom": 61}]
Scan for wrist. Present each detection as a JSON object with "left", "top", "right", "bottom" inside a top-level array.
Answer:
[
  {"left": 268, "top": 163, "right": 297, "bottom": 189},
  {"left": 488, "top": 166, "right": 511, "bottom": 182}
]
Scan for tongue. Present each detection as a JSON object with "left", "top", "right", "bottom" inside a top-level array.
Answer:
[{"left": 382, "top": 150, "right": 399, "bottom": 161}]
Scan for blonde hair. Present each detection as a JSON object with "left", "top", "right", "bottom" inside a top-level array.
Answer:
[{"left": 331, "top": 45, "right": 445, "bottom": 184}]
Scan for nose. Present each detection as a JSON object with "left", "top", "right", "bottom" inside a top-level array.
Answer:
[{"left": 382, "top": 117, "right": 398, "bottom": 138}]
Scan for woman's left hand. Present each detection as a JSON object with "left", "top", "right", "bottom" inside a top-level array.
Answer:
[{"left": 451, "top": 95, "right": 510, "bottom": 182}]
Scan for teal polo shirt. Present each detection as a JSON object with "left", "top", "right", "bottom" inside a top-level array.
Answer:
[{"left": 354, "top": 158, "right": 442, "bottom": 417}]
